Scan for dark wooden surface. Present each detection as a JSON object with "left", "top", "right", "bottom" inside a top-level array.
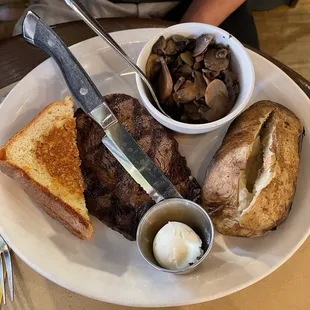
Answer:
[
  {"left": 0, "top": 18, "right": 173, "bottom": 90},
  {"left": 0, "top": 0, "right": 28, "bottom": 40},
  {"left": 0, "top": 17, "right": 309, "bottom": 99}
]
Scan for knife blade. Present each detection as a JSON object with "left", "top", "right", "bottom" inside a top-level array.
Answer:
[{"left": 22, "top": 11, "right": 182, "bottom": 203}]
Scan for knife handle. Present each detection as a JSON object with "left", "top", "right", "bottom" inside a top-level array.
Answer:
[{"left": 22, "top": 11, "right": 103, "bottom": 114}]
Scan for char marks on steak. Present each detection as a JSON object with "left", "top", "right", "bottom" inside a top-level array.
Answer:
[{"left": 75, "top": 94, "right": 201, "bottom": 240}]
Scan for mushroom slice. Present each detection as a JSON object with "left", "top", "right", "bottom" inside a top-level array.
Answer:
[
  {"left": 162, "top": 96, "right": 183, "bottom": 120},
  {"left": 180, "top": 51, "right": 194, "bottom": 66},
  {"left": 184, "top": 103, "right": 201, "bottom": 122},
  {"left": 146, "top": 53, "right": 161, "bottom": 82},
  {"left": 222, "top": 69, "right": 238, "bottom": 87},
  {"left": 184, "top": 103, "right": 199, "bottom": 113},
  {"left": 192, "top": 70, "right": 206, "bottom": 100},
  {"left": 176, "top": 64, "right": 192, "bottom": 77},
  {"left": 205, "top": 79, "right": 228, "bottom": 108},
  {"left": 202, "top": 68, "right": 220, "bottom": 81},
  {"left": 158, "top": 57, "right": 173, "bottom": 103},
  {"left": 174, "top": 76, "right": 186, "bottom": 92},
  {"left": 186, "top": 38, "right": 196, "bottom": 51},
  {"left": 165, "top": 35, "right": 188, "bottom": 55},
  {"left": 222, "top": 69, "right": 233, "bottom": 87},
  {"left": 165, "top": 56, "right": 174, "bottom": 65},
  {"left": 192, "top": 34, "right": 215, "bottom": 57},
  {"left": 204, "top": 48, "right": 229, "bottom": 72},
  {"left": 193, "top": 62, "right": 202, "bottom": 70},
  {"left": 195, "top": 97, "right": 207, "bottom": 107},
  {"left": 216, "top": 48, "right": 229, "bottom": 59},
  {"left": 202, "top": 71, "right": 211, "bottom": 86},
  {"left": 167, "top": 94, "right": 176, "bottom": 105},
  {"left": 152, "top": 36, "right": 166, "bottom": 56},
  {"left": 227, "top": 82, "right": 240, "bottom": 106},
  {"left": 173, "top": 80, "right": 196, "bottom": 104},
  {"left": 169, "top": 55, "right": 182, "bottom": 72},
  {"left": 203, "top": 79, "right": 231, "bottom": 121},
  {"left": 222, "top": 70, "right": 239, "bottom": 104},
  {"left": 164, "top": 39, "right": 179, "bottom": 55},
  {"left": 171, "top": 35, "right": 189, "bottom": 45},
  {"left": 195, "top": 54, "right": 204, "bottom": 63}
]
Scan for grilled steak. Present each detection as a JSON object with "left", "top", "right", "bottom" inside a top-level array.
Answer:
[{"left": 75, "top": 94, "right": 201, "bottom": 240}]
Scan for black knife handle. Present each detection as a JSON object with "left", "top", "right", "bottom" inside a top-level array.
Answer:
[{"left": 22, "top": 11, "right": 102, "bottom": 114}]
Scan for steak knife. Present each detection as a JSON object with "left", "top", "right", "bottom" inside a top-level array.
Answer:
[{"left": 22, "top": 11, "right": 182, "bottom": 203}]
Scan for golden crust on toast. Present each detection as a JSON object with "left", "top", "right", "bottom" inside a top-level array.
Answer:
[{"left": 0, "top": 97, "right": 93, "bottom": 240}]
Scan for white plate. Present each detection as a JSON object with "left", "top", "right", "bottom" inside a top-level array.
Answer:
[{"left": 0, "top": 29, "right": 309, "bottom": 307}]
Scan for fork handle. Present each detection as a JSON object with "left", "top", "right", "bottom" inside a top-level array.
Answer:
[
  {"left": 0, "top": 255, "right": 6, "bottom": 305},
  {"left": 3, "top": 250, "right": 13, "bottom": 302}
]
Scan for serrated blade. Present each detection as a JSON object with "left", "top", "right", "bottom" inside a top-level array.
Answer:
[{"left": 102, "top": 122, "right": 182, "bottom": 203}]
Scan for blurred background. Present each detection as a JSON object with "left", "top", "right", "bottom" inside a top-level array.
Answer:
[{"left": 0, "top": 0, "right": 309, "bottom": 79}]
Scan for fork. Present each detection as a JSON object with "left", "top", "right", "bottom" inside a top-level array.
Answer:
[
  {"left": 0, "top": 236, "right": 13, "bottom": 304},
  {"left": 63, "top": 0, "right": 170, "bottom": 118}
]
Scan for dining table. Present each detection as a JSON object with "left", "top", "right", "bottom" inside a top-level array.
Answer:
[{"left": 1, "top": 17, "right": 310, "bottom": 310}]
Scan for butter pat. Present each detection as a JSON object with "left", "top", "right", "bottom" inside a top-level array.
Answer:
[{"left": 153, "top": 221, "right": 203, "bottom": 270}]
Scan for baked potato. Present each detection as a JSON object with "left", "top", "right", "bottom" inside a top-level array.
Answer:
[{"left": 202, "top": 100, "right": 304, "bottom": 237}]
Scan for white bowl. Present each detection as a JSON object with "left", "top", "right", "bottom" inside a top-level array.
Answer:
[{"left": 136, "top": 23, "right": 255, "bottom": 134}]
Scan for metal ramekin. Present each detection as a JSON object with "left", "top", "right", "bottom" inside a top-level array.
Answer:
[{"left": 136, "top": 198, "right": 214, "bottom": 275}]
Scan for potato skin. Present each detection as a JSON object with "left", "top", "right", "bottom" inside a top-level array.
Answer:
[{"left": 202, "top": 101, "right": 304, "bottom": 237}]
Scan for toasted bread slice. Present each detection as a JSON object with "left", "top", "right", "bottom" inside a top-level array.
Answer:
[{"left": 0, "top": 97, "right": 93, "bottom": 240}]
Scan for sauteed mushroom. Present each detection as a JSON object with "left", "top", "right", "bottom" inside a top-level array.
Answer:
[
  {"left": 216, "top": 48, "right": 229, "bottom": 59},
  {"left": 184, "top": 103, "right": 201, "bottom": 122},
  {"left": 192, "top": 34, "right": 215, "bottom": 57},
  {"left": 180, "top": 51, "right": 194, "bottom": 66},
  {"left": 193, "top": 62, "right": 202, "bottom": 70},
  {"left": 202, "top": 68, "right": 220, "bottom": 81},
  {"left": 195, "top": 54, "right": 205, "bottom": 63},
  {"left": 152, "top": 36, "right": 166, "bottom": 56},
  {"left": 169, "top": 55, "right": 182, "bottom": 71},
  {"left": 202, "top": 72, "right": 211, "bottom": 86},
  {"left": 192, "top": 71, "right": 206, "bottom": 100},
  {"left": 203, "top": 79, "right": 231, "bottom": 121},
  {"left": 186, "top": 38, "right": 196, "bottom": 52},
  {"left": 164, "top": 39, "right": 179, "bottom": 55},
  {"left": 165, "top": 35, "right": 189, "bottom": 55},
  {"left": 173, "top": 80, "right": 196, "bottom": 104},
  {"left": 177, "top": 64, "right": 193, "bottom": 75},
  {"left": 204, "top": 49, "right": 229, "bottom": 71},
  {"left": 158, "top": 57, "right": 173, "bottom": 103},
  {"left": 222, "top": 70, "right": 239, "bottom": 105},
  {"left": 227, "top": 83, "right": 239, "bottom": 106},
  {"left": 146, "top": 33, "right": 239, "bottom": 123},
  {"left": 174, "top": 76, "right": 186, "bottom": 92},
  {"left": 222, "top": 69, "right": 233, "bottom": 87},
  {"left": 171, "top": 35, "right": 189, "bottom": 45},
  {"left": 146, "top": 54, "right": 161, "bottom": 82}
]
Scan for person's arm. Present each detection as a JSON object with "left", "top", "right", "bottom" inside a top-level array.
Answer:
[{"left": 181, "top": 0, "right": 246, "bottom": 26}]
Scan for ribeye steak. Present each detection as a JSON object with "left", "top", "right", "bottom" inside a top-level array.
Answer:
[{"left": 75, "top": 94, "right": 201, "bottom": 240}]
